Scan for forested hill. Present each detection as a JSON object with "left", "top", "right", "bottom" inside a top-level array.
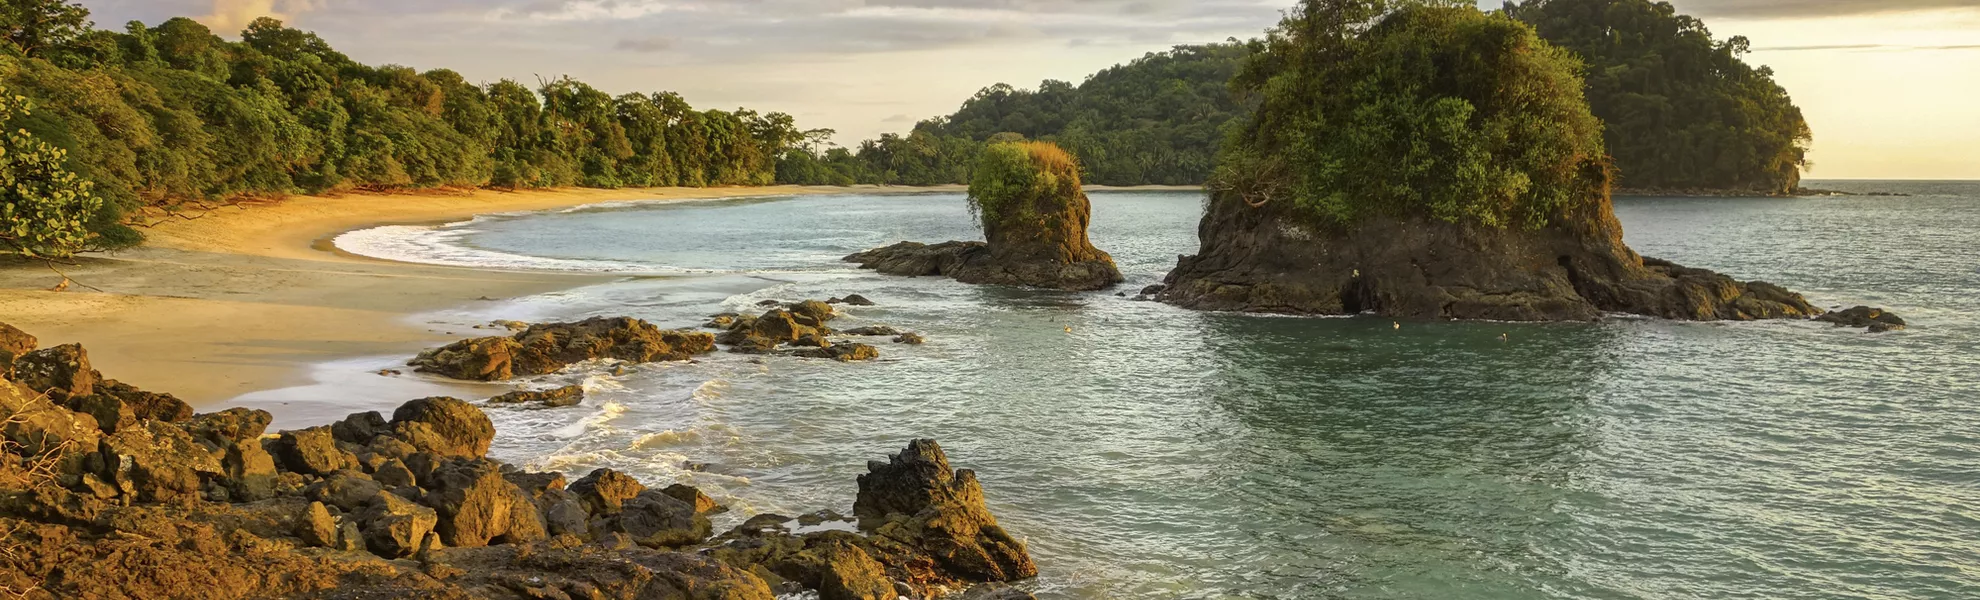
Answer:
[
  {"left": 917, "top": 43, "right": 1255, "bottom": 186},
  {"left": 0, "top": 1, "right": 809, "bottom": 256},
  {"left": 1506, "top": 0, "right": 1811, "bottom": 194},
  {"left": 810, "top": 0, "right": 1811, "bottom": 194}
]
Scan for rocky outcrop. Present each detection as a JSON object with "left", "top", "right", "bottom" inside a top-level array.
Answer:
[
  {"left": 704, "top": 302, "right": 893, "bottom": 362},
  {"left": 1158, "top": 187, "right": 1862, "bottom": 324},
  {"left": 411, "top": 317, "right": 716, "bottom": 381},
  {"left": 0, "top": 329, "right": 1033, "bottom": 600},
  {"left": 488, "top": 384, "right": 585, "bottom": 408},
  {"left": 11, "top": 344, "right": 96, "bottom": 402},
  {"left": 1814, "top": 306, "right": 1908, "bottom": 332},
  {"left": 846, "top": 142, "right": 1123, "bottom": 291},
  {"left": 0, "top": 321, "right": 35, "bottom": 378}
]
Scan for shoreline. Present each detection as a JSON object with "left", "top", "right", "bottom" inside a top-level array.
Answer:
[{"left": 0, "top": 184, "right": 969, "bottom": 406}]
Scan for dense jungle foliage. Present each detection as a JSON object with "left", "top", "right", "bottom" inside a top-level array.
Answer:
[
  {"left": 1505, "top": 0, "right": 1811, "bottom": 194},
  {"left": 0, "top": 0, "right": 810, "bottom": 254},
  {"left": 1215, "top": 0, "right": 1609, "bottom": 229}
]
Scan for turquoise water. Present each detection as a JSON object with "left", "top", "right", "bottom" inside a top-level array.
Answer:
[{"left": 338, "top": 181, "right": 1980, "bottom": 599}]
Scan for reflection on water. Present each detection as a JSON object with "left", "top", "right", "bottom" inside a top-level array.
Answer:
[{"left": 304, "top": 186, "right": 1980, "bottom": 599}]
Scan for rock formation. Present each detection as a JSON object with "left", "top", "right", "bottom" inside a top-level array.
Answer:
[
  {"left": 702, "top": 302, "right": 895, "bottom": 361},
  {"left": 1157, "top": 4, "right": 1895, "bottom": 329},
  {"left": 0, "top": 323, "right": 1035, "bottom": 599},
  {"left": 847, "top": 141, "right": 1123, "bottom": 291},
  {"left": 410, "top": 317, "right": 716, "bottom": 381}
]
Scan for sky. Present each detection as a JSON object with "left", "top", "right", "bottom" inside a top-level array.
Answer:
[{"left": 79, "top": 0, "right": 1980, "bottom": 180}]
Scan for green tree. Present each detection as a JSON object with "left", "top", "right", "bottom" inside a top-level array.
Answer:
[
  {"left": 0, "top": 0, "right": 92, "bottom": 57},
  {"left": 1, "top": 90, "right": 101, "bottom": 257}
]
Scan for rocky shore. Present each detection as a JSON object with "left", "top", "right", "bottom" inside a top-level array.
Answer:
[{"left": 0, "top": 316, "right": 1036, "bottom": 600}]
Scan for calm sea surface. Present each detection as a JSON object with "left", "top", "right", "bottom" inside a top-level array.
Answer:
[{"left": 326, "top": 180, "right": 1980, "bottom": 599}]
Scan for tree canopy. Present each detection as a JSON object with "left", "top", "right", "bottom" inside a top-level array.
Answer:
[
  {"left": 0, "top": 88, "right": 100, "bottom": 257},
  {"left": 1218, "top": 0, "right": 1609, "bottom": 228},
  {"left": 1505, "top": 0, "right": 1811, "bottom": 193},
  {"left": 0, "top": 8, "right": 809, "bottom": 252}
]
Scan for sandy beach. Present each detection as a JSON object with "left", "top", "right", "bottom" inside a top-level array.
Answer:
[{"left": 0, "top": 184, "right": 968, "bottom": 406}]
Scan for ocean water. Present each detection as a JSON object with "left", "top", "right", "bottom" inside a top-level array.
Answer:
[{"left": 319, "top": 181, "right": 1980, "bottom": 599}]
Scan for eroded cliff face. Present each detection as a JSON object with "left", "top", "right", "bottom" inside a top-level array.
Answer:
[{"left": 1159, "top": 188, "right": 1823, "bottom": 322}]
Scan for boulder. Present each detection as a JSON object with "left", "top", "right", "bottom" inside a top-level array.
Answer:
[
  {"left": 99, "top": 419, "right": 224, "bottom": 503},
  {"left": 356, "top": 490, "right": 438, "bottom": 558},
  {"left": 568, "top": 468, "right": 646, "bottom": 515},
  {"left": 305, "top": 470, "right": 385, "bottom": 511},
  {"left": 408, "top": 336, "right": 526, "bottom": 381},
  {"left": 92, "top": 380, "right": 192, "bottom": 422},
  {"left": 854, "top": 440, "right": 1036, "bottom": 583},
  {"left": 0, "top": 321, "right": 35, "bottom": 375},
  {"left": 892, "top": 333, "right": 925, "bottom": 346},
  {"left": 1814, "top": 305, "right": 1908, "bottom": 332},
  {"left": 488, "top": 385, "right": 586, "bottom": 408},
  {"left": 1, "top": 381, "right": 99, "bottom": 483},
  {"left": 181, "top": 408, "right": 273, "bottom": 445},
  {"left": 539, "top": 488, "right": 591, "bottom": 538},
  {"left": 374, "top": 458, "right": 416, "bottom": 488},
  {"left": 63, "top": 393, "right": 135, "bottom": 434},
  {"left": 330, "top": 411, "right": 389, "bottom": 445},
  {"left": 660, "top": 483, "right": 722, "bottom": 515},
  {"left": 605, "top": 490, "right": 710, "bottom": 549},
  {"left": 792, "top": 333, "right": 832, "bottom": 348},
  {"left": 845, "top": 242, "right": 982, "bottom": 278},
  {"left": 271, "top": 426, "right": 360, "bottom": 476},
  {"left": 827, "top": 295, "right": 876, "bottom": 306},
  {"left": 767, "top": 537, "right": 896, "bottom": 600},
  {"left": 791, "top": 300, "right": 837, "bottom": 325},
  {"left": 11, "top": 344, "right": 96, "bottom": 401},
  {"left": 390, "top": 397, "right": 495, "bottom": 459},
  {"left": 420, "top": 458, "right": 547, "bottom": 547},
  {"left": 841, "top": 326, "right": 900, "bottom": 337},
  {"left": 220, "top": 437, "right": 280, "bottom": 501},
  {"left": 298, "top": 501, "right": 339, "bottom": 548},
  {"left": 795, "top": 344, "right": 880, "bottom": 362},
  {"left": 751, "top": 310, "right": 815, "bottom": 344}
]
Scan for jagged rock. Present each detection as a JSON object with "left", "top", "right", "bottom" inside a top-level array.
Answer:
[
  {"left": 375, "top": 458, "right": 416, "bottom": 488},
  {"left": 489, "top": 385, "right": 586, "bottom": 408},
  {"left": 305, "top": 470, "right": 385, "bottom": 511},
  {"left": 331, "top": 411, "right": 390, "bottom": 445},
  {"left": 412, "top": 318, "right": 716, "bottom": 381},
  {"left": 854, "top": 439, "right": 1036, "bottom": 583},
  {"left": 391, "top": 397, "right": 495, "bottom": 459},
  {"left": 892, "top": 333, "right": 925, "bottom": 345},
  {"left": 100, "top": 419, "right": 224, "bottom": 503},
  {"left": 795, "top": 344, "right": 880, "bottom": 362},
  {"left": 421, "top": 458, "right": 547, "bottom": 547},
  {"left": 604, "top": 490, "right": 710, "bottom": 549},
  {"left": 1, "top": 381, "right": 99, "bottom": 483},
  {"left": 770, "top": 536, "right": 897, "bottom": 600},
  {"left": 705, "top": 314, "right": 742, "bottom": 329},
  {"left": 842, "top": 326, "right": 901, "bottom": 337},
  {"left": 752, "top": 310, "right": 816, "bottom": 344},
  {"left": 92, "top": 380, "right": 192, "bottom": 422},
  {"left": 63, "top": 393, "right": 135, "bottom": 433},
  {"left": 11, "top": 344, "right": 97, "bottom": 401},
  {"left": 540, "top": 489, "right": 591, "bottom": 538},
  {"left": 298, "top": 501, "right": 338, "bottom": 547},
  {"left": 220, "top": 437, "right": 280, "bottom": 501},
  {"left": 181, "top": 408, "right": 272, "bottom": 445},
  {"left": 569, "top": 468, "right": 646, "bottom": 515},
  {"left": 408, "top": 336, "right": 526, "bottom": 381},
  {"left": 660, "top": 483, "right": 722, "bottom": 515},
  {"left": 0, "top": 321, "right": 35, "bottom": 376},
  {"left": 1139, "top": 284, "right": 1167, "bottom": 296},
  {"left": 791, "top": 300, "right": 837, "bottom": 326},
  {"left": 366, "top": 434, "right": 419, "bottom": 462},
  {"left": 792, "top": 333, "right": 832, "bottom": 348},
  {"left": 827, "top": 295, "right": 877, "bottom": 306},
  {"left": 336, "top": 520, "right": 364, "bottom": 552},
  {"left": 1815, "top": 305, "right": 1908, "bottom": 332},
  {"left": 357, "top": 490, "right": 438, "bottom": 558},
  {"left": 270, "top": 426, "right": 358, "bottom": 475}
]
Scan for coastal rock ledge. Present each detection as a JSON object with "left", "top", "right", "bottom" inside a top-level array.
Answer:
[{"left": 0, "top": 324, "right": 1037, "bottom": 600}]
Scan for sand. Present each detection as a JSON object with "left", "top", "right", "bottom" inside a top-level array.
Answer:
[{"left": 0, "top": 185, "right": 966, "bottom": 406}]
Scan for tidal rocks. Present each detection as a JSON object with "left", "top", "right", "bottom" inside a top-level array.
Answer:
[
  {"left": 795, "top": 344, "right": 881, "bottom": 362},
  {"left": 604, "top": 490, "right": 712, "bottom": 549},
  {"left": 11, "top": 343, "right": 96, "bottom": 401},
  {"left": 893, "top": 333, "right": 926, "bottom": 345},
  {"left": 488, "top": 384, "right": 586, "bottom": 408},
  {"left": 569, "top": 468, "right": 648, "bottom": 515},
  {"left": 842, "top": 326, "right": 901, "bottom": 337},
  {"left": 390, "top": 396, "right": 495, "bottom": 458},
  {"left": 853, "top": 439, "right": 1037, "bottom": 583},
  {"left": 99, "top": 419, "right": 225, "bottom": 503},
  {"left": 411, "top": 317, "right": 716, "bottom": 381},
  {"left": 271, "top": 426, "right": 359, "bottom": 476},
  {"left": 297, "top": 501, "right": 339, "bottom": 548},
  {"left": 358, "top": 490, "right": 439, "bottom": 558},
  {"left": 0, "top": 321, "right": 35, "bottom": 374},
  {"left": 828, "top": 294, "right": 877, "bottom": 306},
  {"left": 1815, "top": 306, "right": 1908, "bottom": 332},
  {"left": 421, "top": 458, "right": 547, "bottom": 547}
]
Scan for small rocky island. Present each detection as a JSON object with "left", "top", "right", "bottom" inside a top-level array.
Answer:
[
  {"left": 847, "top": 141, "right": 1123, "bottom": 291},
  {"left": 1155, "top": 5, "right": 1903, "bottom": 330},
  {"left": 0, "top": 319, "right": 1036, "bottom": 599}
]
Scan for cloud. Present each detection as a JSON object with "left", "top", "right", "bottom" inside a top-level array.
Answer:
[
  {"left": 198, "top": 0, "right": 321, "bottom": 33},
  {"left": 1754, "top": 43, "right": 1980, "bottom": 51},
  {"left": 1672, "top": 0, "right": 1980, "bottom": 19},
  {"left": 615, "top": 37, "right": 675, "bottom": 52}
]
